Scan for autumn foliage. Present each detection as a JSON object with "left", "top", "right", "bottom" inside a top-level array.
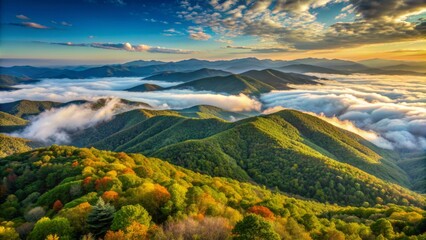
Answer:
[
  {"left": 95, "top": 177, "right": 113, "bottom": 191},
  {"left": 247, "top": 205, "right": 275, "bottom": 220},
  {"left": 102, "top": 191, "right": 119, "bottom": 202},
  {"left": 52, "top": 200, "right": 63, "bottom": 212}
]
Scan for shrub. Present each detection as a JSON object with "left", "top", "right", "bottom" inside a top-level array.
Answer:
[
  {"left": 111, "top": 204, "right": 151, "bottom": 231},
  {"left": 28, "top": 217, "right": 73, "bottom": 240},
  {"left": 232, "top": 214, "right": 280, "bottom": 240}
]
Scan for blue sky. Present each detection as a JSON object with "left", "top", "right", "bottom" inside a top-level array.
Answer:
[{"left": 1, "top": 0, "right": 425, "bottom": 65}]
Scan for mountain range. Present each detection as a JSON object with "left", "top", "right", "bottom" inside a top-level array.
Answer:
[
  {"left": 1, "top": 58, "right": 424, "bottom": 80},
  {"left": 127, "top": 69, "right": 320, "bottom": 95}
]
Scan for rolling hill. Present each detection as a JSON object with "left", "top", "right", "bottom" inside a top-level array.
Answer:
[
  {"left": 176, "top": 105, "right": 248, "bottom": 121},
  {"left": 0, "top": 134, "right": 34, "bottom": 157},
  {"left": 1, "top": 145, "right": 424, "bottom": 239},
  {"left": 125, "top": 83, "right": 163, "bottom": 92},
  {"left": 0, "top": 100, "right": 65, "bottom": 119},
  {"left": 169, "top": 74, "right": 277, "bottom": 95},
  {"left": 70, "top": 108, "right": 423, "bottom": 206},
  {"left": 144, "top": 68, "right": 232, "bottom": 82},
  {"left": 70, "top": 106, "right": 246, "bottom": 148},
  {"left": 241, "top": 69, "right": 321, "bottom": 86},
  {"left": 0, "top": 74, "right": 40, "bottom": 91},
  {"left": 0, "top": 111, "right": 28, "bottom": 133},
  {"left": 167, "top": 69, "right": 319, "bottom": 95},
  {"left": 0, "top": 74, "right": 39, "bottom": 86}
]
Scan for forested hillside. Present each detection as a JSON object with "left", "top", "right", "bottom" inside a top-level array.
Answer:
[
  {"left": 70, "top": 108, "right": 424, "bottom": 207},
  {"left": 0, "top": 146, "right": 424, "bottom": 239},
  {"left": 0, "top": 134, "right": 33, "bottom": 158}
]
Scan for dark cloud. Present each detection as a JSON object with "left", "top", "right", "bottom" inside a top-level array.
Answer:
[
  {"left": 351, "top": 0, "right": 426, "bottom": 20},
  {"left": 293, "top": 20, "right": 426, "bottom": 50}
]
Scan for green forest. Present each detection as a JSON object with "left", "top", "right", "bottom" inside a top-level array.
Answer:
[{"left": 0, "top": 146, "right": 425, "bottom": 239}]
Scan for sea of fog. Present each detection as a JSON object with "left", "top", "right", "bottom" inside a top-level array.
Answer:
[{"left": 2, "top": 74, "right": 425, "bottom": 151}]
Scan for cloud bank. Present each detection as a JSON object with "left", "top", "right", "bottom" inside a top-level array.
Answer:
[
  {"left": 14, "top": 98, "right": 123, "bottom": 143},
  {"left": 261, "top": 74, "right": 426, "bottom": 151},
  {"left": 2, "top": 77, "right": 261, "bottom": 112},
  {"left": 4, "top": 74, "right": 426, "bottom": 151},
  {"left": 49, "top": 42, "right": 196, "bottom": 54}
]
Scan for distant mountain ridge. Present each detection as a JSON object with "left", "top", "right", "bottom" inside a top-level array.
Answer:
[
  {"left": 2, "top": 57, "right": 424, "bottom": 79},
  {"left": 278, "top": 64, "right": 348, "bottom": 74},
  {"left": 144, "top": 68, "right": 232, "bottom": 82}
]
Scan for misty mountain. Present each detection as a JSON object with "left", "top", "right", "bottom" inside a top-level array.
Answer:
[
  {"left": 122, "top": 59, "right": 166, "bottom": 67},
  {"left": 176, "top": 105, "right": 249, "bottom": 120},
  {"left": 278, "top": 64, "right": 348, "bottom": 74},
  {"left": 356, "top": 68, "right": 426, "bottom": 76},
  {"left": 166, "top": 69, "right": 319, "bottom": 95},
  {"left": 70, "top": 105, "right": 246, "bottom": 147},
  {"left": 125, "top": 83, "right": 164, "bottom": 92},
  {"left": 241, "top": 69, "right": 321, "bottom": 85},
  {"left": 0, "top": 100, "right": 66, "bottom": 119},
  {"left": 287, "top": 58, "right": 370, "bottom": 72},
  {"left": 0, "top": 74, "right": 40, "bottom": 86},
  {"left": 144, "top": 68, "right": 232, "bottom": 82},
  {"left": 2, "top": 57, "right": 425, "bottom": 79},
  {"left": 0, "top": 111, "right": 28, "bottom": 132},
  {"left": 380, "top": 64, "right": 426, "bottom": 74},
  {"left": 0, "top": 98, "right": 150, "bottom": 120},
  {"left": 168, "top": 74, "right": 277, "bottom": 95}
]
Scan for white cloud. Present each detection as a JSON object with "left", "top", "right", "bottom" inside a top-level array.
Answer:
[
  {"left": 335, "top": 13, "right": 347, "bottom": 20},
  {"left": 14, "top": 98, "right": 123, "bottom": 143},
  {"left": 188, "top": 26, "right": 212, "bottom": 40},
  {"left": 163, "top": 28, "right": 184, "bottom": 36},
  {"left": 11, "top": 22, "right": 49, "bottom": 29},
  {"left": 2, "top": 77, "right": 261, "bottom": 112},
  {"left": 143, "top": 18, "right": 168, "bottom": 24},
  {"left": 61, "top": 21, "right": 72, "bottom": 27},
  {"left": 49, "top": 42, "right": 196, "bottom": 54},
  {"left": 16, "top": 14, "right": 30, "bottom": 20},
  {"left": 261, "top": 74, "right": 426, "bottom": 150}
]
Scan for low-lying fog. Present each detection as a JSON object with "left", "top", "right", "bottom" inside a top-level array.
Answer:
[{"left": 3, "top": 74, "right": 425, "bottom": 151}]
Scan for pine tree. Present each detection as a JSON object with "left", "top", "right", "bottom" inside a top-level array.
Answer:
[
  {"left": 86, "top": 198, "right": 115, "bottom": 239},
  {"left": 232, "top": 214, "right": 280, "bottom": 240}
]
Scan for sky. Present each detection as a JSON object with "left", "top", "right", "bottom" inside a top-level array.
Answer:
[{"left": 1, "top": 0, "right": 425, "bottom": 65}]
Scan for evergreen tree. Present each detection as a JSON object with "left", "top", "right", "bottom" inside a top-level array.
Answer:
[
  {"left": 232, "top": 214, "right": 280, "bottom": 240},
  {"left": 86, "top": 198, "right": 115, "bottom": 239}
]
